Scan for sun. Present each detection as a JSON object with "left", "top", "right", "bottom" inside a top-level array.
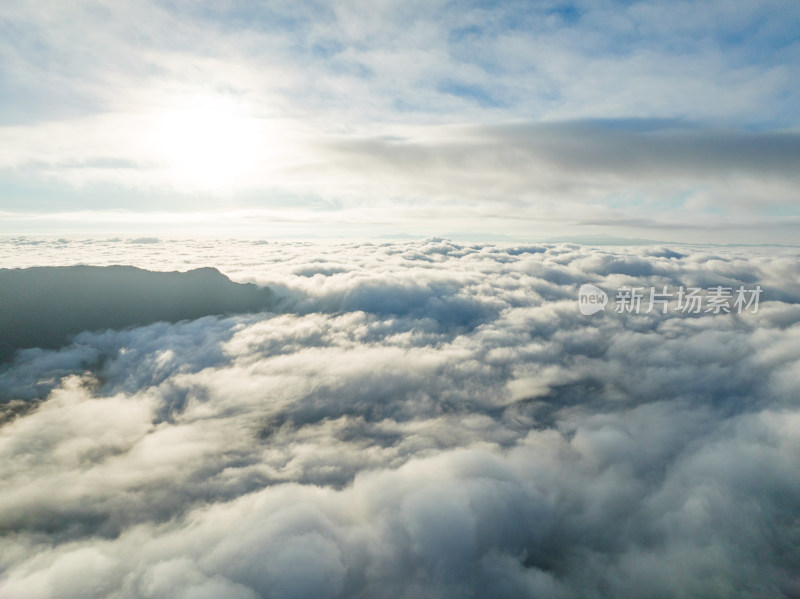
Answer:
[{"left": 154, "top": 96, "right": 263, "bottom": 191}]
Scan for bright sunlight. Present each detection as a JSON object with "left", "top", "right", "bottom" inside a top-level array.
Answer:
[{"left": 153, "top": 95, "right": 263, "bottom": 191}]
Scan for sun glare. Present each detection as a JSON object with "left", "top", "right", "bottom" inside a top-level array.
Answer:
[{"left": 154, "top": 96, "right": 263, "bottom": 191}]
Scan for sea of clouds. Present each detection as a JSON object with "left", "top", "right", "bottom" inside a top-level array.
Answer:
[{"left": 1, "top": 237, "right": 799, "bottom": 598}]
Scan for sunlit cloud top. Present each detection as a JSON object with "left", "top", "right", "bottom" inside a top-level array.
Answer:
[{"left": 1, "top": 1, "right": 799, "bottom": 241}]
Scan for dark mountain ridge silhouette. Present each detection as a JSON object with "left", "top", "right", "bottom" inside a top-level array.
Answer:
[{"left": 0, "top": 265, "right": 273, "bottom": 362}]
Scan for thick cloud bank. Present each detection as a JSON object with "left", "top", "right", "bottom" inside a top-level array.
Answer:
[
  {"left": 0, "top": 265, "right": 273, "bottom": 363},
  {"left": 0, "top": 239, "right": 799, "bottom": 598}
]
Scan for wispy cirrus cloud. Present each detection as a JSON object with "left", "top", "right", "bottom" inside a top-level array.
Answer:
[{"left": 1, "top": 1, "right": 799, "bottom": 240}]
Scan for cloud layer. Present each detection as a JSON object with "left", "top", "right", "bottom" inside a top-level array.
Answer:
[
  {"left": 1, "top": 1, "right": 799, "bottom": 240},
  {"left": 1, "top": 239, "right": 799, "bottom": 598}
]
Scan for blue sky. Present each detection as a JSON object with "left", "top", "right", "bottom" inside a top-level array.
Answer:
[{"left": 0, "top": 0, "right": 798, "bottom": 241}]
